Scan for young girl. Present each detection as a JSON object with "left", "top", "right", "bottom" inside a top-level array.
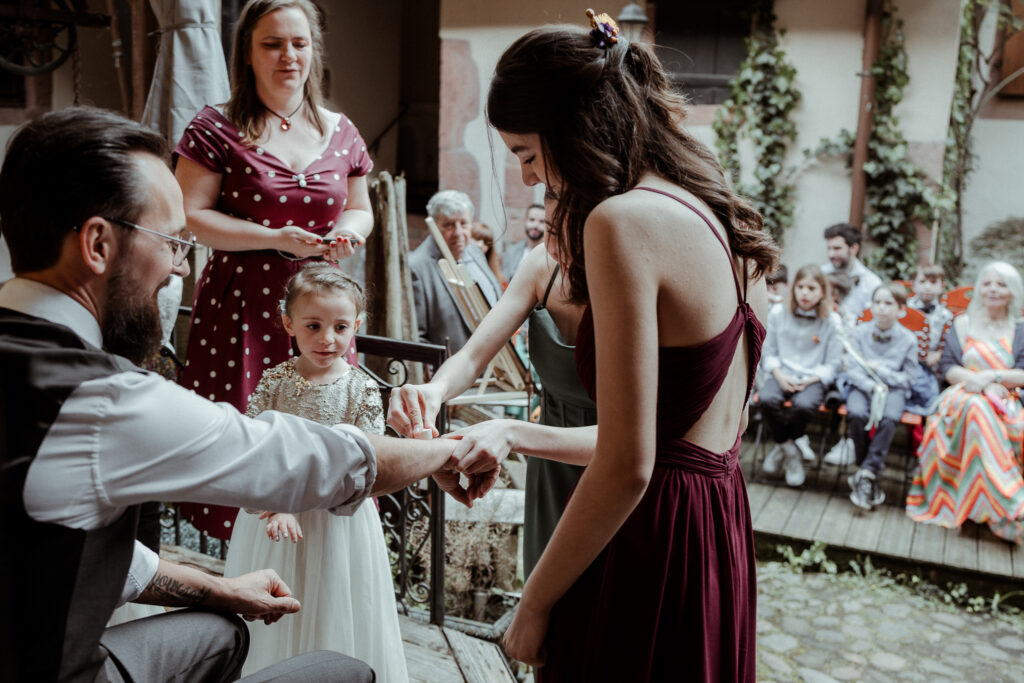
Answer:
[
  {"left": 759, "top": 264, "right": 842, "bottom": 486},
  {"left": 844, "top": 282, "right": 919, "bottom": 510},
  {"left": 223, "top": 263, "right": 408, "bottom": 682}
]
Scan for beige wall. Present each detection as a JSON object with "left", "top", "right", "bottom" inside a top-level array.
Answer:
[
  {"left": 438, "top": 0, "right": 1018, "bottom": 277},
  {"left": 438, "top": 0, "right": 582, "bottom": 246}
]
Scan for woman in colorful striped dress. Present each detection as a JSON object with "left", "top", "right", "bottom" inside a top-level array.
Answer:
[{"left": 906, "top": 261, "right": 1024, "bottom": 543}]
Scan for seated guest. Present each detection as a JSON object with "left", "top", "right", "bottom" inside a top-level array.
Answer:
[
  {"left": 821, "top": 223, "right": 882, "bottom": 319},
  {"left": 766, "top": 263, "right": 789, "bottom": 307},
  {"left": 844, "top": 283, "right": 919, "bottom": 510},
  {"left": 0, "top": 107, "right": 486, "bottom": 682},
  {"left": 502, "top": 202, "right": 545, "bottom": 282},
  {"left": 907, "top": 261, "right": 1024, "bottom": 544},
  {"left": 410, "top": 190, "right": 502, "bottom": 352},
  {"left": 471, "top": 221, "right": 506, "bottom": 289},
  {"left": 759, "top": 264, "right": 842, "bottom": 487},
  {"left": 907, "top": 264, "right": 954, "bottom": 373},
  {"left": 827, "top": 270, "right": 856, "bottom": 333}
]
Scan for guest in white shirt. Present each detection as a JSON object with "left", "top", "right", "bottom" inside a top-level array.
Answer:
[{"left": 821, "top": 222, "right": 882, "bottom": 320}]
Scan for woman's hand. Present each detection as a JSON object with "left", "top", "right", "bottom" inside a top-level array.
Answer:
[
  {"left": 261, "top": 512, "right": 303, "bottom": 543},
  {"left": 448, "top": 420, "right": 515, "bottom": 475},
  {"left": 964, "top": 372, "right": 993, "bottom": 393},
  {"left": 321, "top": 229, "right": 363, "bottom": 262},
  {"left": 502, "top": 598, "right": 550, "bottom": 668},
  {"left": 387, "top": 384, "right": 444, "bottom": 438},
  {"left": 985, "top": 382, "right": 1010, "bottom": 400},
  {"left": 277, "top": 226, "right": 329, "bottom": 259}
]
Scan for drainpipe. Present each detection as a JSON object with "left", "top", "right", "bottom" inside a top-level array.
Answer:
[{"left": 849, "top": 0, "right": 885, "bottom": 231}]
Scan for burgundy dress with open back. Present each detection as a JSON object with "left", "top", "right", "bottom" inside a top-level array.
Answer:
[{"left": 536, "top": 188, "right": 764, "bottom": 682}]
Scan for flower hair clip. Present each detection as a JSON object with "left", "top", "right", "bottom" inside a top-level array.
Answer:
[{"left": 586, "top": 8, "right": 620, "bottom": 49}]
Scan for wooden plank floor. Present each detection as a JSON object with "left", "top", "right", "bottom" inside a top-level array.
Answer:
[
  {"left": 400, "top": 616, "right": 516, "bottom": 683},
  {"left": 746, "top": 481, "right": 1020, "bottom": 581}
]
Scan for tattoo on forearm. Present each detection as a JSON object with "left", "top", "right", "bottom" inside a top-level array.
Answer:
[{"left": 145, "top": 573, "right": 211, "bottom": 605}]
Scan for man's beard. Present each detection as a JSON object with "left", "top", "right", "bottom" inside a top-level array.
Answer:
[
  {"left": 831, "top": 256, "right": 850, "bottom": 271},
  {"left": 526, "top": 228, "right": 544, "bottom": 242},
  {"left": 101, "top": 264, "right": 165, "bottom": 365}
]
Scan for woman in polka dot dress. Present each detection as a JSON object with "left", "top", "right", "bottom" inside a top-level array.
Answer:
[{"left": 173, "top": 0, "right": 374, "bottom": 540}]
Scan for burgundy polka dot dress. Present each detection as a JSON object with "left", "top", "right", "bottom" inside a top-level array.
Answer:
[{"left": 174, "top": 106, "right": 372, "bottom": 539}]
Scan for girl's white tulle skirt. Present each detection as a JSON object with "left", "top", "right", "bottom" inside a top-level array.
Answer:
[{"left": 225, "top": 501, "right": 408, "bottom": 682}]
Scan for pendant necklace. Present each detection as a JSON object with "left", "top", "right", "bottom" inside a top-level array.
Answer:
[{"left": 266, "top": 101, "right": 304, "bottom": 131}]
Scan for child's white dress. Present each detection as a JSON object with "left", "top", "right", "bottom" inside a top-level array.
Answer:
[{"left": 224, "top": 358, "right": 409, "bottom": 682}]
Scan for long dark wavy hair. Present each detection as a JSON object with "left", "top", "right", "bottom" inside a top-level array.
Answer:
[
  {"left": 487, "top": 26, "right": 778, "bottom": 303},
  {"left": 226, "top": 0, "right": 327, "bottom": 145}
]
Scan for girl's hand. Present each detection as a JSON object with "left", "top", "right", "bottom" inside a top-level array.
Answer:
[
  {"left": 387, "top": 384, "right": 443, "bottom": 438},
  {"left": 277, "top": 226, "right": 329, "bottom": 259},
  {"left": 503, "top": 599, "right": 550, "bottom": 668},
  {"left": 773, "top": 369, "right": 799, "bottom": 394},
  {"left": 264, "top": 513, "right": 303, "bottom": 543}
]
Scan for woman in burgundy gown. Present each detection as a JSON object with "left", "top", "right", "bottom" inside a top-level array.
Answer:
[
  {"left": 173, "top": 0, "right": 374, "bottom": 540},
  {"left": 459, "top": 15, "right": 779, "bottom": 681}
]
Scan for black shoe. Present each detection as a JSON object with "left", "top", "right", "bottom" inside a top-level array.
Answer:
[
  {"left": 848, "top": 469, "right": 876, "bottom": 511},
  {"left": 870, "top": 478, "right": 885, "bottom": 507}
]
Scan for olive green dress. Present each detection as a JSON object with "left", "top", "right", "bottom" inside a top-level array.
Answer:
[{"left": 523, "top": 267, "right": 598, "bottom": 577}]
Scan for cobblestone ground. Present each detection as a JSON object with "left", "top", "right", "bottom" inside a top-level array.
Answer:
[{"left": 757, "top": 562, "right": 1024, "bottom": 683}]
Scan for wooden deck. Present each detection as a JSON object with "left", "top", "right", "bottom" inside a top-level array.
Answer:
[
  {"left": 160, "top": 544, "right": 516, "bottom": 682},
  {"left": 746, "top": 478, "right": 1024, "bottom": 582},
  {"left": 400, "top": 616, "right": 515, "bottom": 683}
]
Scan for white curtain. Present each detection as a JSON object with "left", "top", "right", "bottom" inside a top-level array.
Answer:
[
  {"left": 141, "top": 0, "right": 230, "bottom": 146},
  {"left": 141, "top": 0, "right": 230, "bottom": 344}
]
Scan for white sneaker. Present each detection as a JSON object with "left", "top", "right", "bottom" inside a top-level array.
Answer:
[
  {"left": 762, "top": 445, "right": 784, "bottom": 475},
  {"left": 824, "top": 437, "right": 855, "bottom": 466},
  {"left": 795, "top": 435, "right": 816, "bottom": 462},
  {"left": 782, "top": 441, "right": 806, "bottom": 487}
]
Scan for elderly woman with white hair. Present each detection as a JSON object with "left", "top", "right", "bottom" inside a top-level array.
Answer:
[{"left": 907, "top": 261, "right": 1024, "bottom": 543}]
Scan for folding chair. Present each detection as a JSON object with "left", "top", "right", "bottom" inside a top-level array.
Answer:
[{"left": 941, "top": 285, "right": 973, "bottom": 316}]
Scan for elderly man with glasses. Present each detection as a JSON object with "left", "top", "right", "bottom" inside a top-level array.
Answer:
[{"left": 0, "top": 107, "right": 495, "bottom": 683}]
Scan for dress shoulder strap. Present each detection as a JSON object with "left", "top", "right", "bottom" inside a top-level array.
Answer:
[
  {"left": 634, "top": 186, "right": 746, "bottom": 302},
  {"left": 541, "top": 264, "right": 560, "bottom": 309}
]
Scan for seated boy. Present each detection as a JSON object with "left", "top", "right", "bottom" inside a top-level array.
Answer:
[
  {"left": 844, "top": 283, "right": 919, "bottom": 510},
  {"left": 766, "top": 264, "right": 789, "bottom": 307},
  {"left": 907, "top": 264, "right": 954, "bottom": 374}
]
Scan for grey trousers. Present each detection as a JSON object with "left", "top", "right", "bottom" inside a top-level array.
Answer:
[{"left": 101, "top": 608, "right": 374, "bottom": 682}]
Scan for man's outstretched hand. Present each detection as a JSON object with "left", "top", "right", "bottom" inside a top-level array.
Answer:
[{"left": 432, "top": 448, "right": 501, "bottom": 507}]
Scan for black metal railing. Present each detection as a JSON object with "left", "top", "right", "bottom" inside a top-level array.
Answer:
[{"left": 354, "top": 333, "right": 449, "bottom": 625}]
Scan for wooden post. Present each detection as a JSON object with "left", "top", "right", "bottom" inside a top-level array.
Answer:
[
  {"left": 130, "top": 0, "right": 146, "bottom": 120},
  {"left": 849, "top": 0, "right": 884, "bottom": 231}
]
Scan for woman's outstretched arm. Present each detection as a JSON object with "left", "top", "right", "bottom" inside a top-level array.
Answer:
[{"left": 387, "top": 246, "right": 554, "bottom": 436}]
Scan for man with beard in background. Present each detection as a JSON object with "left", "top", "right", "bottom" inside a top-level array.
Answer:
[
  {"left": 0, "top": 107, "right": 488, "bottom": 683},
  {"left": 821, "top": 222, "right": 882, "bottom": 319},
  {"left": 502, "top": 202, "right": 545, "bottom": 283}
]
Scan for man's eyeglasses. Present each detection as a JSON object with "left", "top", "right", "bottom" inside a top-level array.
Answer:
[{"left": 102, "top": 217, "right": 195, "bottom": 267}]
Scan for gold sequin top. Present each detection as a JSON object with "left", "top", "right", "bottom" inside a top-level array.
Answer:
[{"left": 245, "top": 358, "right": 384, "bottom": 435}]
